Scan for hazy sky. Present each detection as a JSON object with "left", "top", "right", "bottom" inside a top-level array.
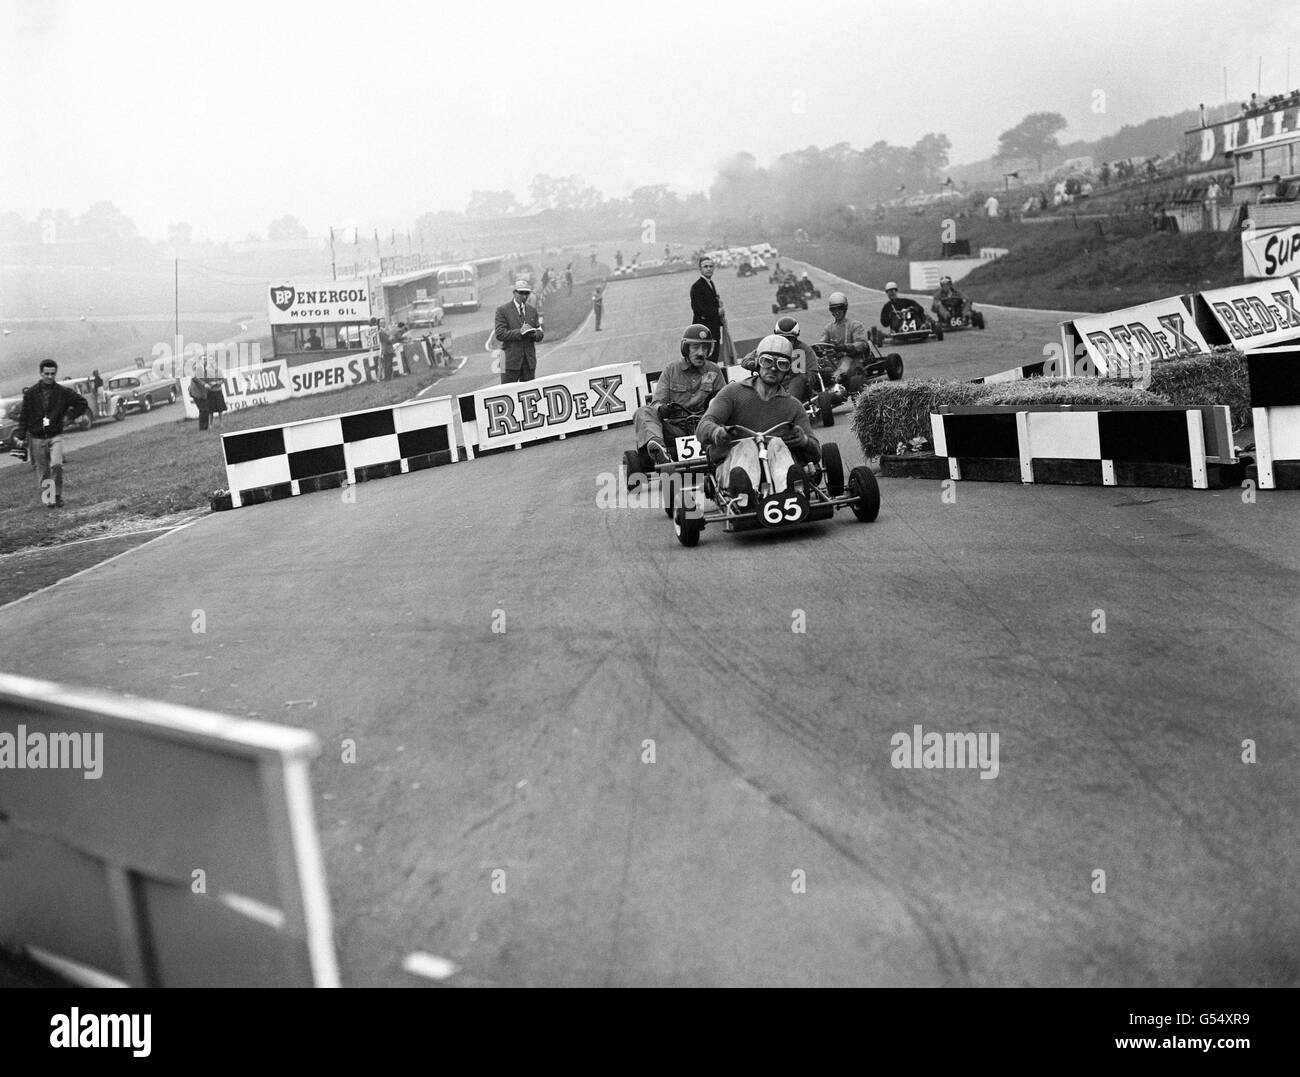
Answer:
[{"left": 2, "top": 0, "right": 1298, "bottom": 241}]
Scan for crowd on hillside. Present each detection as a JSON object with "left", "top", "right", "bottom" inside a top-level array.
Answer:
[{"left": 1236, "top": 89, "right": 1300, "bottom": 117}]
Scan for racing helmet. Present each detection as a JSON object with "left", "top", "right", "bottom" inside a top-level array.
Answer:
[
  {"left": 884, "top": 281, "right": 899, "bottom": 292},
  {"left": 680, "top": 323, "right": 715, "bottom": 359},
  {"left": 939, "top": 275, "right": 953, "bottom": 286},
  {"left": 828, "top": 291, "right": 848, "bottom": 310},
  {"left": 755, "top": 334, "right": 795, "bottom": 379},
  {"left": 773, "top": 315, "right": 800, "bottom": 339}
]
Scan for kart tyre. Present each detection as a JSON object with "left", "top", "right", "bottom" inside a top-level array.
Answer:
[
  {"left": 623, "top": 449, "right": 643, "bottom": 491},
  {"left": 848, "top": 466, "right": 880, "bottom": 522},
  {"left": 673, "top": 501, "right": 702, "bottom": 547},
  {"left": 974, "top": 311, "right": 985, "bottom": 329},
  {"left": 934, "top": 325, "right": 944, "bottom": 342},
  {"left": 885, "top": 354, "right": 904, "bottom": 380},
  {"left": 817, "top": 391, "right": 836, "bottom": 428},
  {"left": 821, "top": 443, "right": 845, "bottom": 496},
  {"left": 813, "top": 289, "right": 821, "bottom": 299}
]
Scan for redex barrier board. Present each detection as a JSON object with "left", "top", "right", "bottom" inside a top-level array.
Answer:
[
  {"left": 221, "top": 395, "right": 458, "bottom": 508},
  {"left": 1061, "top": 296, "right": 1210, "bottom": 380},
  {"left": 1195, "top": 277, "right": 1300, "bottom": 350},
  {"left": 1245, "top": 346, "right": 1300, "bottom": 489},
  {"left": 458, "top": 362, "right": 641, "bottom": 456},
  {"left": 0, "top": 672, "right": 338, "bottom": 987}
]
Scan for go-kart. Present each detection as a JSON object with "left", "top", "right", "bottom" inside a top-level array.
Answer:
[
  {"left": 771, "top": 280, "right": 809, "bottom": 314},
  {"left": 621, "top": 403, "right": 707, "bottom": 517},
  {"left": 799, "top": 277, "right": 822, "bottom": 300},
  {"left": 932, "top": 297, "right": 985, "bottom": 331},
  {"left": 736, "top": 255, "right": 767, "bottom": 277},
  {"left": 655, "top": 422, "right": 880, "bottom": 547},
  {"left": 870, "top": 306, "right": 943, "bottom": 346},
  {"left": 802, "top": 341, "right": 903, "bottom": 427}
]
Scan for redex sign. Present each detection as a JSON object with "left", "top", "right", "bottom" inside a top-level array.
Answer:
[
  {"left": 267, "top": 279, "right": 372, "bottom": 324},
  {"left": 460, "top": 363, "right": 640, "bottom": 453},
  {"left": 1200, "top": 278, "right": 1300, "bottom": 347},
  {"left": 1074, "top": 297, "right": 1210, "bottom": 377}
]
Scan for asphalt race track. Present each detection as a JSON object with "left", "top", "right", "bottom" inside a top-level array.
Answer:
[{"left": 2, "top": 262, "right": 1297, "bottom": 987}]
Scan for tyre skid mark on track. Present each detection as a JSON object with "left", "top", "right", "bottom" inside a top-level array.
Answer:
[{"left": 628, "top": 586, "right": 971, "bottom": 986}]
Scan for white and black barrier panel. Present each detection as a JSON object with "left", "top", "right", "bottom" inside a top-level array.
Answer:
[
  {"left": 0, "top": 672, "right": 338, "bottom": 987},
  {"left": 929, "top": 405, "right": 1232, "bottom": 489},
  {"left": 458, "top": 362, "right": 642, "bottom": 457},
  {"left": 1245, "top": 347, "right": 1300, "bottom": 489},
  {"left": 219, "top": 395, "right": 459, "bottom": 509}
]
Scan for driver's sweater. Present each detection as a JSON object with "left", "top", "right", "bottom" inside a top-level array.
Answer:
[{"left": 695, "top": 378, "right": 820, "bottom": 467}]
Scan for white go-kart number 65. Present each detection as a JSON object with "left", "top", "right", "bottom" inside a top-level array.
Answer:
[
  {"left": 675, "top": 436, "right": 701, "bottom": 461},
  {"left": 759, "top": 491, "right": 807, "bottom": 526}
]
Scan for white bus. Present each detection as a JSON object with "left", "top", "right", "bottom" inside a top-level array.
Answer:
[{"left": 435, "top": 264, "right": 478, "bottom": 311}]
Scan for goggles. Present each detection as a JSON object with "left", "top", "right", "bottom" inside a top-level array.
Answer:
[{"left": 757, "top": 354, "right": 792, "bottom": 372}]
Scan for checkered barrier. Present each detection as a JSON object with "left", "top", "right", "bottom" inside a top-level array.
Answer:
[
  {"left": 929, "top": 404, "right": 1237, "bottom": 489},
  {"left": 216, "top": 396, "right": 458, "bottom": 509},
  {"left": 970, "top": 360, "right": 1050, "bottom": 385},
  {"left": 1245, "top": 346, "right": 1300, "bottom": 489},
  {"left": 458, "top": 363, "right": 641, "bottom": 457}
]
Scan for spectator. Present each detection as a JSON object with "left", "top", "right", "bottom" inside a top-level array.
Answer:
[
  {"left": 10, "top": 358, "right": 91, "bottom": 508},
  {"left": 615, "top": 250, "right": 623, "bottom": 269},
  {"left": 984, "top": 194, "right": 999, "bottom": 218},
  {"left": 592, "top": 284, "right": 604, "bottom": 331},
  {"left": 564, "top": 262, "right": 573, "bottom": 295},
  {"left": 304, "top": 328, "right": 323, "bottom": 350},
  {"left": 493, "top": 279, "right": 544, "bottom": 383},
  {"left": 189, "top": 364, "right": 211, "bottom": 431},
  {"left": 91, "top": 368, "right": 105, "bottom": 416},
  {"left": 1199, "top": 102, "right": 1207, "bottom": 128},
  {"left": 207, "top": 368, "right": 227, "bottom": 429},
  {"left": 689, "top": 255, "right": 725, "bottom": 357},
  {"left": 374, "top": 318, "right": 394, "bottom": 381}
]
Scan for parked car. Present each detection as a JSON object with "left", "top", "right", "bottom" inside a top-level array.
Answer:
[
  {"left": 106, "top": 370, "right": 180, "bottom": 413},
  {"left": 0, "top": 398, "right": 23, "bottom": 450},
  {"left": 61, "top": 377, "right": 128, "bottom": 424}
]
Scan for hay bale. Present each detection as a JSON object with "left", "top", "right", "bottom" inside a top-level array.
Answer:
[
  {"left": 851, "top": 377, "right": 1165, "bottom": 458},
  {"left": 1147, "top": 346, "right": 1250, "bottom": 429}
]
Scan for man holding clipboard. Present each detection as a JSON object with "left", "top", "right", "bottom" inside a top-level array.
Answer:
[{"left": 494, "top": 279, "right": 546, "bottom": 384}]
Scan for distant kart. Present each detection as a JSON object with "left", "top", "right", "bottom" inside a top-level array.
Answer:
[
  {"left": 771, "top": 280, "right": 809, "bottom": 314},
  {"left": 933, "top": 299, "right": 986, "bottom": 331},
  {"left": 799, "top": 278, "right": 822, "bottom": 300},
  {"left": 736, "top": 256, "right": 767, "bottom": 277},
  {"left": 656, "top": 422, "right": 880, "bottom": 547},
  {"left": 870, "top": 308, "right": 943, "bottom": 346}
]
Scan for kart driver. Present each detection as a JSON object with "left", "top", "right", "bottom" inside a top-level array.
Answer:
[
  {"left": 696, "top": 334, "right": 821, "bottom": 505},
  {"left": 740, "top": 316, "right": 819, "bottom": 403},
  {"left": 635, "top": 323, "right": 725, "bottom": 465},
  {"left": 880, "top": 282, "right": 929, "bottom": 329},
  {"left": 931, "top": 276, "right": 969, "bottom": 325},
  {"left": 819, "top": 292, "right": 872, "bottom": 397}
]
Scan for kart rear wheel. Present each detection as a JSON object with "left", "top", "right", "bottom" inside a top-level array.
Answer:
[
  {"left": 817, "top": 391, "right": 836, "bottom": 427},
  {"left": 771, "top": 303, "right": 779, "bottom": 315},
  {"left": 673, "top": 502, "right": 702, "bottom": 547},
  {"left": 623, "top": 449, "right": 643, "bottom": 491},
  {"left": 848, "top": 466, "right": 880, "bottom": 522},
  {"left": 885, "top": 354, "right": 904, "bottom": 380},
  {"left": 821, "top": 443, "right": 845, "bottom": 496},
  {"left": 933, "top": 325, "right": 944, "bottom": 342},
  {"left": 974, "top": 311, "right": 985, "bottom": 329}
]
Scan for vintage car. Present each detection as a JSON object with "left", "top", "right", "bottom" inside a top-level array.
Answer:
[{"left": 106, "top": 369, "right": 181, "bottom": 413}]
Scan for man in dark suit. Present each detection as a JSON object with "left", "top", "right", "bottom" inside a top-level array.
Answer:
[
  {"left": 494, "top": 279, "right": 545, "bottom": 383},
  {"left": 690, "top": 255, "right": 726, "bottom": 360}
]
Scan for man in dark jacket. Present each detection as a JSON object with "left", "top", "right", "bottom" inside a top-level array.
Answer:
[
  {"left": 493, "top": 280, "right": 545, "bottom": 383},
  {"left": 11, "top": 359, "right": 91, "bottom": 507},
  {"left": 689, "top": 255, "right": 726, "bottom": 355}
]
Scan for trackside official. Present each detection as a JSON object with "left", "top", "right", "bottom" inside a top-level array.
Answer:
[{"left": 10, "top": 358, "right": 92, "bottom": 508}]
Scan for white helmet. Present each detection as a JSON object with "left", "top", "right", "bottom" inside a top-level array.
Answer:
[
  {"left": 755, "top": 334, "right": 794, "bottom": 381},
  {"left": 885, "top": 281, "right": 899, "bottom": 292},
  {"left": 828, "top": 291, "right": 848, "bottom": 308}
]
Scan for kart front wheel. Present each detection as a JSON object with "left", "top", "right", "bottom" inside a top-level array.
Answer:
[
  {"left": 886, "top": 354, "right": 904, "bottom": 380},
  {"left": 817, "top": 391, "right": 836, "bottom": 427},
  {"left": 974, "top": 311, "right": 986, "bottom": 329},
  {"left": 848, "top": 466, "right": 880, "bottom": 522},
  {"left": 673, "top": 502, "right": 702, "bottom": 547},
  {"left": 771, "top": 304, "right": 779, "bottom": 315},
  {"left": 933, "top": 325, "right": 944, "bottom": 342},
  {"left": 821, "top": 443, "right": 845, "bottom": 496}
]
